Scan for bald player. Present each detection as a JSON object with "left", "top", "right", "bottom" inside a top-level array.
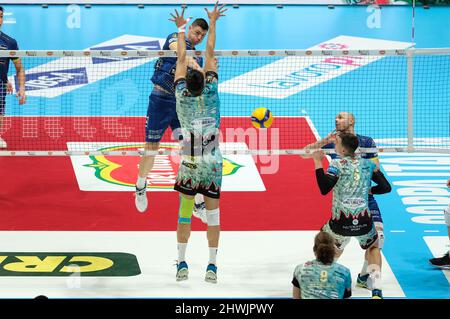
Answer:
[{"left": 311, "top": 133, "right": 391, "bottom": 299}]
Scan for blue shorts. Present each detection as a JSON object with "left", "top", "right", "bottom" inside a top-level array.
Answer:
[
  {"left": 368, "top": 195, "right": 383, "bottom": 224},
  {"left": 145, "top": 89, "right": 181, "bottom": 143}
]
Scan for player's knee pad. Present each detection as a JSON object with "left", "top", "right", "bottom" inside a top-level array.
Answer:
[
  {"left": 178, "top": 195, "right": 195, "bottom": 224},
  {"left": 445, "top": 205, "right": 450, "bottom": 227},
  {"left": 376, "top": 231, "right": 385, "bottom": 249},
  {"left": 206, "top": 208, "right": 220, "bottom": 226},
  {"left": 374, "top": 221, "right": 384, "bottom": 249}
]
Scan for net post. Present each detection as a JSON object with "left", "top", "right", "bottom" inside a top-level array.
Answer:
[{"left": 407, "top": 49, "right": 414, "bottom": 152}]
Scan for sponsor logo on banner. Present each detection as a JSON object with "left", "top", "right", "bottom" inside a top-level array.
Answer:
[
  {"left": 9, "top": 35, "right": 165, "bottom": 98},
  {"left": 0, "top": 252, "right": 141, "bottom": 276},
  {"left": 90, "top": 40, "right": 161, "bottom": 64},
  {"left": 219, "top": 36, "right": 413, "bottom": 99},
  {"left": 24, "top": 67, "right": 88, "bottom": 91},
  {"left": 68, "top": 142, "right": 266, "bottom": 192},
  {"left": 63, "top": 51, "right": 74, "bottom": 56},
  {"left": 25, "top": 50, "right": 37, "bottom": 56}
]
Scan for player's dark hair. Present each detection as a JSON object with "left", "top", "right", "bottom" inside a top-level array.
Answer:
[
  {"left": 191, "top": 18, "right": 209, "bottom": 31},
  {"left": 313, "top": 231, "right": 335, "bottom": 265},
  {"left": 339, "top": 132, "right": 359, "bottom": 154},
  {"left": 186, "top": 69, "right": 204, "bottom": 97},
  {"left": 0, "top": 6, "right": 4, "bottom": 12}
]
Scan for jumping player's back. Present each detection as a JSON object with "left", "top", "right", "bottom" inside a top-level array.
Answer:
[
  {"left": 175, "top": 72, "right": 220, "bottom": 155},
  {"left": 329, "top": 156, "right": 376, "bottom": 218}
]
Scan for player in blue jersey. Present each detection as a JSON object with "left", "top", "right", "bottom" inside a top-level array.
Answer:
[
  {"left": 292, "top": 231, "right": 352, "bottom": 299},
  {"left": 134, "top": 11, "right": 209, "bottom": 213},
  {"left": 0, "top": 6, "right": 26, "bottom": 148},
  {"left": 429, "top": 178, "right": 450, "bottom": 269},
  {"left": 303, "top": 112, "right": 385, "bottom": 290},
  {"left": 170, "top": 2, "right": 226, "bottom": 283},
  {"left": 311, "top": 133, "right": 391, "bottom": 299}
]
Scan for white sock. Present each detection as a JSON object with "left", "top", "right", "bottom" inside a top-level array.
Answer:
[
  {"left": 360, "top": 260, "right": 369, "bottom": 276},
  {"left": 136, "top": 176, "right": 147, "bottom": 189},
  {"left": 370, "top": 269, "right": 382, "bottom": 290},
  {"left": 208, "top": 247, "right": 218, "bottom": 265},
  {"left": 177, "top": 243, "right": 187, "bottom": 263},
  {"left": 195, "top": 193, "right": 205, "bottom": 205}
]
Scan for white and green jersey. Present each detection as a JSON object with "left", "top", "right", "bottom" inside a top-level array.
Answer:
[
  {"left": 326, "top": 156, "right": 376, "bottom": 236},
  {"left": 173, "top": 71, "right": 223, "bottom": 198},
  {"left": 292, "top": 260, "right": 351, "bottom": 299},
  {"left": 175, "top": 71, "right": 221, "bottom": 159}
]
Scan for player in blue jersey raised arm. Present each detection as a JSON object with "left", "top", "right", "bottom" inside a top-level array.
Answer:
[
  {"left": 311, "top": 133, "right": 391, "bottom": 299},
  {"left": 292, "top": 231, "right": 352, "bottom": 299},
  {"left": 170, "top": 2, "right": 226, "bottom": 283},
  {"left": 303, "top": 112, "right": 386, "bottom": 291},
  {"left": 134, "top": 9, "right": 209, "bottom": 213},
  {"left": 0, "top": 6, "right": 26, "bottom": 149}
]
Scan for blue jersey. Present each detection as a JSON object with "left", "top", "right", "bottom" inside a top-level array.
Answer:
[
  {"left": 0, "top": 32, "right": 19, "bottom": 83},
  {"left": 151, "top": 32, "right": 203, "bottom": 95},
  {"left": 323, "top": 134, "right": 383, "bottom": 223},
  {"left": 323, "top": 134, "right": 378, "bottom": 160},
  {"left": 292, "top": 260, "right": 351, "bottom": 299}
]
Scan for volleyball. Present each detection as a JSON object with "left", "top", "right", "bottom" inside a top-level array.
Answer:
[{"left": 251, "top": 107, "right": 273, "bottom": 129}]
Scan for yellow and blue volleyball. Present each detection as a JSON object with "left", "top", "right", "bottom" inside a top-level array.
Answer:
[{"left": 251, "top": 107, "right": 273, "bottom": 129}]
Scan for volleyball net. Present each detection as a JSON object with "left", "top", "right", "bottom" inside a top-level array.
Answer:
[{"left": 0, "top": 48, "right": 449, "bottom": 156}]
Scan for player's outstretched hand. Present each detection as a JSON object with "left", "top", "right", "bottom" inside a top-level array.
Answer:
[
  {"left": 324, "top": 130, "right": 337, "bottom": 144},
  {"left": 205, "top": 2, "right": 227, "bottom": 22},
  {"left": 17, "top": 88, "right": 26, "bottom": 105},
  {"left": 312, "top": 150, "right": 325, "bottom": 161},
  {"left": 300, "top": 148, "right": 314, "bottom": 159},
  {"left": 169, "top": 7, "right": 192, "bottom": 29},
  {"left": 6, "top": 82, "right": 13, "bottom": 94}
]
